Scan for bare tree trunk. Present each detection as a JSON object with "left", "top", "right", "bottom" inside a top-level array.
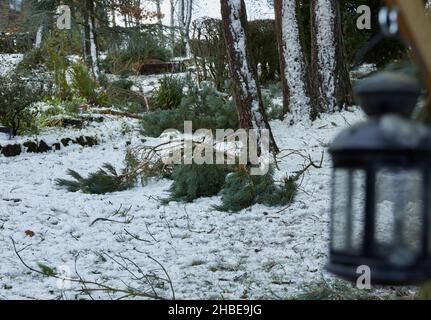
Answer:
[
  {"left": 178, "top": 0, "right": 193, "bottom": 57},
  {"left": 0, "top": 1, "right": 9, "bottom": 31},
  {"left": 184, "top": 0, "right": 193, "bottom": 57},
  {"left": 311, "top": 0, "right": 353, "bottom": 113},
  {"left": 221, "top": 0, "right": 278, "bottom": 153},
  {"left": 170, "top": 0, "right": 176, "bottom": 55},
  {"left": 84, "top": 0, "right": 99, "bottom": 78},
  {"left": 274, "top": 0, "right": 313, "bottom": 123},
  {"left": 35, "top": 25, "right": 44, "bottom": 48},
  {"left": 155, "top": 0, "right": 163, "bottom": 25}
]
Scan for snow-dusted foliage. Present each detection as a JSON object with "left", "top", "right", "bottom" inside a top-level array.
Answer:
[
  {"left": 314, "top": 0, "right": 337, "bottom": 113},
  {"left": 278, "top": 0, "right": 311, "bottom": 123}
]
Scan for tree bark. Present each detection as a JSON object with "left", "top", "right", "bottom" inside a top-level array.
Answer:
[
  {"left": 84, "top": 0, "right": 100, "bottom": 78},
  {"left": 0, "top": 0, "right": 9, "bottom": 31},
  {"left": 170, "top": 0, "right": 176, "bottom": 55},
  {"left": 35, "top": 25, "right": 44, "bottom": 49},
  {"left": 311, "top": 0, "right": 353, "bottom": 113},
  {"left": 274, "top": 0, "right": 314, "bottom": 123},
  {"left": 221, "top": 0, "right": 278, "bottom": 153}
]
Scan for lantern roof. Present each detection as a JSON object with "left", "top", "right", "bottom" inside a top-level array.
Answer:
[
  {"left": 330, "top": 71, "right": 431, "bottom": 155},
  {"left": 354, "top": 71, "right": 422, "bottom": 118},
  {"left": 330, "top": 116, "right": 431, "bottom": 153}
]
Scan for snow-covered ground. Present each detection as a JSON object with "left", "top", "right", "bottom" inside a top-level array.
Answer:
[
  {"left": 1, "top": 53, "right": 396, "bottom": 300},
  {"left": 0, "top": 97, "right": 367, "bottom": 299},
  {"left": 0, "top": 54, "right": 23, "bottom": 76}
]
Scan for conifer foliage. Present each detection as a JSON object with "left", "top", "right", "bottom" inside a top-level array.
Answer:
[
  {"left": 55, "top": 163, "right": 135, "bottom": 195},
  {"left": 164, "top": 164, "right": 231, "bottom": 203},
  {"left": 215, "top": 167, "right": 297, "bottom": 212}
]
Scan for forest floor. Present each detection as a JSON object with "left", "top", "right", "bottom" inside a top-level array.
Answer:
[{"left": 0, "top": 54, "right": 412, "bottom": 300}]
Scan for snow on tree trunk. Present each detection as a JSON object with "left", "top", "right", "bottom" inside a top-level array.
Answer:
[
  {"left": 274, "top": 0, "right": 312, "bottom": 123},
  {"left": 35, "top": 25, "right": 44, "bottom": 49},
  {"left": 311, "top": 0, "right": 352, "bottom": 113},
  {"left": 88, "top": 15, "right": 99, "bottom": 78},
  {"left": 178, "top": 0, "right": 193, "bottom": 57},
  {"left": 170, "top": 0, "right": 176, "bottom": 55},
  {"left": 84, "top": 0, "right": 99, "bottom": 78},
  {"left": 221, "top": 0, "right": 278, "bottom": 153}
]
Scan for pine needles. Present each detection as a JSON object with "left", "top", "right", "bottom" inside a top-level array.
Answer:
[
  {"left": 163, "top": 164, "right": 231, "bottom": 203},
  {"left": 214, "top": 167, "right": 297, "bottom": 212},
  {"left": 55, "top": 163, "right": 135, "bottom": 194}
]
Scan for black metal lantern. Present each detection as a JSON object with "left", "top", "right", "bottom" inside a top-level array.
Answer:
[{"left": 327, "top": 71, "right": 431, "bottom": 285}]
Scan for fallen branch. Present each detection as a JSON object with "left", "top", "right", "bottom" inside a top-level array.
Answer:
[
  {"left": 11, "top": 237, "right": 169, "bottom": 300},
  {"left": 97, "top": 109, "right": 146, "bottom": 120}
]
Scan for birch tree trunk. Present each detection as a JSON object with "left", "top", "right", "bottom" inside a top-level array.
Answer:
[
  {"left": 35, "top": 25, "right": 44, "bottom": 48},
  {"left": 84, "top": 0, "right": 100, "bottom": 78},
  {"left": 178, "top": 0, "right": 193, "bottom": 57},
  {"left": 311, "top": 0, "right": 353, "bottom": 113},
  {"left": 221, "top": 0, "right": 278, "bottom": 153},
  {"left": 274, "top": 0, "right": 313, "bottom": 123},
  {"left": 170, "top": 0, "right": 176, "bottom": 55}
]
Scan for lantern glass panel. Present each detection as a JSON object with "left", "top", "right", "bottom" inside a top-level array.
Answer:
[
  {"left": 375, "top": 169, "right": 423, "bottom": 266},
  {"left": 332, "top": 169, "right": 366, "bottom": 254}
]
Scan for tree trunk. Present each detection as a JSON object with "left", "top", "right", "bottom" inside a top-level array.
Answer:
[
  {"left": 178, "top": 0, "right": 193, "bottom": 57},
  {"left": 311, "top": 0, "right": 353, "bottom": 113},
  {"left": 221, "top": 0, "right": 278, "bottom": 153},
  {"left": 170, "top": 0, "right": 176, "bottom": 55},
  {"left": 274, "top": 0, "right": 315, "bottom": 123},
  {"left": 84, "top": 0, "right": 99, "bottom": 78},
  {"left": 0, "top": 0, "right": 9, "bottom": 31},
  {"left": 35, "top": 25, "right": 44, "bottom": 49}
]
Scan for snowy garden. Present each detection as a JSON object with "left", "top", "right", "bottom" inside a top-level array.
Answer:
[{"left": 0, "top": 0, "right": 430, "bottom": 301}]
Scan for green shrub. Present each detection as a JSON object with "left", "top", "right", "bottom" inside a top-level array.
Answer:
[
  {"left": 265, "top": 95, "right": 284, "bottom": 121},
  {"left": 105, "top": 86, "right": 148, "bottom": 113},
  {"left": 0, "top": 75, "right": 46, "bottom": 136},
  {"left": 153, "top": 76, "right": 184, "bottom": 110},
  {"left": 141, "top": 109, "right": 185, "bottom": 137},
  {"left": 164, "top": 164, "right": 230, "bottom": 203},
  {"left": 46, "top": 44, "right": 71, "bottom": 101},
  {"left": 104, "top": 29, "right": 172, "bottom": 75},
  {"left": 110, "top": 78, "right": 134, "bottom": 91},
  {"left": 215, "top": 168, "right": 297, "bottom": 212},
  {"left": 292, "top": 280, "right": 386, "bottom": 300},
  {"left": 142, "top": 83, "right": 239, "bottom": 137},
  {"left": 16, "top": 48, "right": 47, "bottom": 72},
  {"left": 70, "top": 61, "right": 101, "bottom": 105}
]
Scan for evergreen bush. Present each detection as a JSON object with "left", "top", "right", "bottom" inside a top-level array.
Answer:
[
  {"left": 142, "top": 83, "right": 239, "bottom": 137},
  {"left": 16, "top": 48, "right": 47, "bottom": 72},
  {"left": 153, "top": 76, "right": 184, "bottom": 110},
  {"left": 0, "top": 75, "right": 46, "bottom": 136},
  {"left": 104, "top": 29, "right": 172, "bottom": 75},
  {"left": 110, "top": 78, "right": 134, "bottom": 91},
  {"left": 70, "top": 61, "right": 103, "bottom": 105}
]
